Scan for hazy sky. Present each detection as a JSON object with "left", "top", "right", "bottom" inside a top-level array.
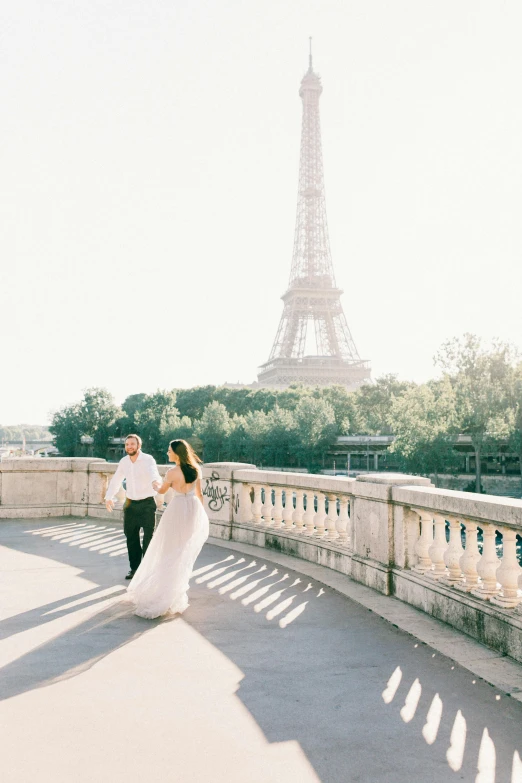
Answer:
[{"left": 2, "top": 1, "right": 522, "bottom": 425}]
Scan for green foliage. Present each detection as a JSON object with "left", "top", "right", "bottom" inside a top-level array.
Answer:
[
  {"left": 134, "top": 390, "right": 191, "bottom": 462},
  {"left": 0, "top": 424, "right": 52, "bottom": 443},
  {"left": 435, "top": 334, "right": 517, "bottom": 490},
  {"left": 174, "top": 386, "right": 218, "bottom": 421},
  {"left": 49, "top": 403, "right": 84, "bottom": 457},
  {"left": 120, "top": 393, "right": 148, "bottom": 433},
  {"left": 193, "top": 401, "right": 232, "bottom": 461},
  {"left": 508, "top": 363, "right": 522, "bottom": 465},
  {"left": 293, "top": 396, "right": 337, "bottom": 471},
  {"left": 389, "top": 378, "right": 460, "bottom": 477},
  {"left": 263, "top": 406, "right": 299, "bottom": 467},
  {"left": 45, "top": 336, "right": 522, "bottom": 480},
  {"left": 49, "top": 387, "right": 121, "bottom": 458},
  {"left": 354, "top": 374, "right": 414, "bottom": 435},
  {"left": 82, "top": 388, "right": 123, "bottom": 458}
]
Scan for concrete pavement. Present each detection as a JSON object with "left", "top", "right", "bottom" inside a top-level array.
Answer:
[{"left": 1, "top": 517, "right": 521, "bottom": 782}]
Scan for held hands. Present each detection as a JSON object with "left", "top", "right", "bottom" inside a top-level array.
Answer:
[
  {"left": 105, "top": 500, "right": 115, "bottom": 512},
  {"left": 152, "top": 480, "right": 162, "bottom": 492}
]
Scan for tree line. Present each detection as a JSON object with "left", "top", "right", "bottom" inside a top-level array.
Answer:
[
  {"left": 49, "top": 334, "right": 522, "bottom": 490},
  {"left": 0, "top": 425, "right": 52, "bottom": 443}
]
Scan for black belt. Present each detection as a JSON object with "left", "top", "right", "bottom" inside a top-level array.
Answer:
[{"left": 126, "top": 496, "right": 155, "bottom": 503}]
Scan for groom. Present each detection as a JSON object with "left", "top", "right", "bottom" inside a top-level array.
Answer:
[{"left": 105, "top": 434, "right": 162, "bottom": 580}]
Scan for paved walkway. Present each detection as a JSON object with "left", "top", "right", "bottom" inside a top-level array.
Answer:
[{"left": 1, "top": 517, "right": 522, "bottom": 783}]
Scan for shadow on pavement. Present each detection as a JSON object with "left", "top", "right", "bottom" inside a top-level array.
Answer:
[{"left": 1, "top": 519, "right": 522, "bottom": 783}]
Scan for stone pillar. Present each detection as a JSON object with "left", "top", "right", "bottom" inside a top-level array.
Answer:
[
  {"left": 201, "top": 462, "right": 256, "bottom": 539},
  {"left": 350, "top": 473, "right": 433, "bottom": 595}
]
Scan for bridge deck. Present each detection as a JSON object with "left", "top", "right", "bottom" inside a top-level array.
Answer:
[{"left": 1, "top": 518, "right": 521, "bottom": 783}]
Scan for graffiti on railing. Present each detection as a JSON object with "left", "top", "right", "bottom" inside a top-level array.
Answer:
[{"left": 203, "top": 471, "right": 230, "bottom": 512}]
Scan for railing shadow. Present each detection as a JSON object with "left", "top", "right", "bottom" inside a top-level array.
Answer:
[
  {"left": 0, "top": 518, "right": 161, "bottom": 702},
  {"left": 1, "top": 519, "right": 522, "bottom": 782},
  {"left": 185, "top": 544, "right": 522, "bottom": 783}
]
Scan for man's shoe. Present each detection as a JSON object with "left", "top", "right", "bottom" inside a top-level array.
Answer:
[{"left": 125, "top": 570, "right": 135, "bottom": 580}]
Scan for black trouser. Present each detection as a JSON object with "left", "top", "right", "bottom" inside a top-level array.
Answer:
[{"left": 123, "top": 497, "right": 156, "bottom": 571}]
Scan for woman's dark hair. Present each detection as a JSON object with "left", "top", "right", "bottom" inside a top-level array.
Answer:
[{"left": 170, "top": 439, "right": 202, "bottom": 484}]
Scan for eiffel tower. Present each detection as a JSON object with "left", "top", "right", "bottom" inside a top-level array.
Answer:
[{"left": 258, "top": 43, "right": 371, "bottom": 389}]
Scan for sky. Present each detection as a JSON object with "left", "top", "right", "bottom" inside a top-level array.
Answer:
[{"left": 1, "top": 0, "right": 522, "bottom": 425}]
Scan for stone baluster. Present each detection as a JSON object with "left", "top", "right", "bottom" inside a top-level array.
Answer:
[
  {"left": 442, "top": 517, "right": 464, "bottom": 585},
  {"left": 472, "top": 524, "right": 500, "bottom": 599},
  {"left": 336, "top": 496, "right": 350, "bottom": 546},
  {"left": 272, "top": 487, "right": 283, "bottom": 530},
  {"left": 252, "top": 485, "right": 263, "bottom": 525},
  {"left": 313, "top": 492, "right": 327, "bottom": 538},
  {"left": 261, "top": 486, "right": 274, "bottom": 527},
  {"left": 154, "top": 493, "right": 165, "bottom": 510},
  {"left": 238, "top": 483, "right": 253, "bottom": 524},
  {"left": 303, "top": 492, "right": 316, "bottom": 536},
  {"left": 414, "top": 511, "right": 434, "bottom": 574},
  {"left": 491, "top": 528, "right": 522, "bottom": 609},
  {"left": 457, "top": 521, "right": 481, "bottom": 591},
  {"left": 293, "top": 489, "right": 305, "bottom": 534},
  {"left": 325, "top": 494, "right": 339, "bottom": 540},
  {"left": 282, "top": 488, "right": 294, "bottom": 530},
  {"left": 427, "top": 514, "right": 448, "bottom": 579}
]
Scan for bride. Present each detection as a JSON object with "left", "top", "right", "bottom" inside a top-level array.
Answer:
[{"left": 126, "top": 439, "right": 209, "bottom": 619}]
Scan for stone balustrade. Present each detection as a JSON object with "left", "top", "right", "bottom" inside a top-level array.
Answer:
[{"left": 1, "top": 458, "right": 521, "bottom": 662}]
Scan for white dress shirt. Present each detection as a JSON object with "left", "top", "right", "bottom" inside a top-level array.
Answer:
[{"left": 105, "top": 451, "right": 162, "bottom": 502}]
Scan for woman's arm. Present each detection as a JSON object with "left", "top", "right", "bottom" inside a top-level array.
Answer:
[
  {"left": 195, "top": 476, "right": 204, "bottom": 506},
  {"left": 154, "top": 468, "right": 175, "bottom": 495}
]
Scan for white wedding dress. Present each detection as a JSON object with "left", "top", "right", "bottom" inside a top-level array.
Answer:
[{"left": 126, "top": 477, "right": 209, "bottom": 619}]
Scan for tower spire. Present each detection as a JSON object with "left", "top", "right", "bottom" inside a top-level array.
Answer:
[
  {"left": 309, "top": 36, "right": 313, "bottom": 71},
  {"left": 257, "top": 47, "right": 371, "bottom": 390}
]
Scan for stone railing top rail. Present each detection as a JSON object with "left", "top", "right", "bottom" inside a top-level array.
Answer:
[
  {"left": 392, "top": 484, "right": 522, "bottom": 529},
  {"left": 0, "top": 459, "right": 245, "bottom": 476},
  {"left": 0, "top": 458, "right": 107, "bottom": 473},
  {"left": 233, "top": 468, "right": 357, "bottom": 494},
  {"left": 233, "top": 468, "right": 435, "bottom": 496}
]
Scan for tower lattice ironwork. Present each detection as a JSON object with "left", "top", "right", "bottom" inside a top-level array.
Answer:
[{"left": 258, "top": 43, "right": 371, "bottom": 389}]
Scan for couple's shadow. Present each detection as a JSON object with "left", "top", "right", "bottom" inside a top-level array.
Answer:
[{"left": 0, "top": 520, "right": 180, "bottom": 702}]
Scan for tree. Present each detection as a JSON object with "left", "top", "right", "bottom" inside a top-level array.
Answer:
[
  {"left": 174, "top": 386, "right": 217, "bottom": 421},
  {"left": 49, "top": 387, "right": 121, "bottom": 458},
  {"left": 354, "top": 375, "right": 414, "bottom": 435},
  {"left": 81, "top": 388, "right": 122, "bottom": 458},
  {"left": 134, "top": 390, "right": 191, "bottom": 461},
  {"left": 0, "top": 424, "right": 52, "bottom": 443},
  {"left": 226, "top": 415, "right": 248, "bottom": 462},
  {"left": 120, "top": 393, "right": 148, "bottom": 433},
  {"left": 264, "top": 406, "right": 298, "bottom": 467},
  {"left": 314, "top": 385, "right": 358, "bottom": 433},
  {"left": 193, "top": 402, "right": 232, "bottom": 461},
  {"left": 507, "top": 362, "right": 522, "bottom": 480},
  {"left": 388, "top": 378, "right": 460, "bottom": 481},
  {"left": 49, "top": 403, "right": 84, "bottom": 456},
  {"left": 293, "top": 397, "right": 338, "bottom": 471},
  {"left": 435, "top": 334, "right": 517, "bottom": 492},
  {"left": 242, "top": 410, "right": 270, "bottom": 466}
]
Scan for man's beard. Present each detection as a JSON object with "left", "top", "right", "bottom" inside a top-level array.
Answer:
[{"left": 126, "top": 449, "right": 137, "bottom": 456}]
